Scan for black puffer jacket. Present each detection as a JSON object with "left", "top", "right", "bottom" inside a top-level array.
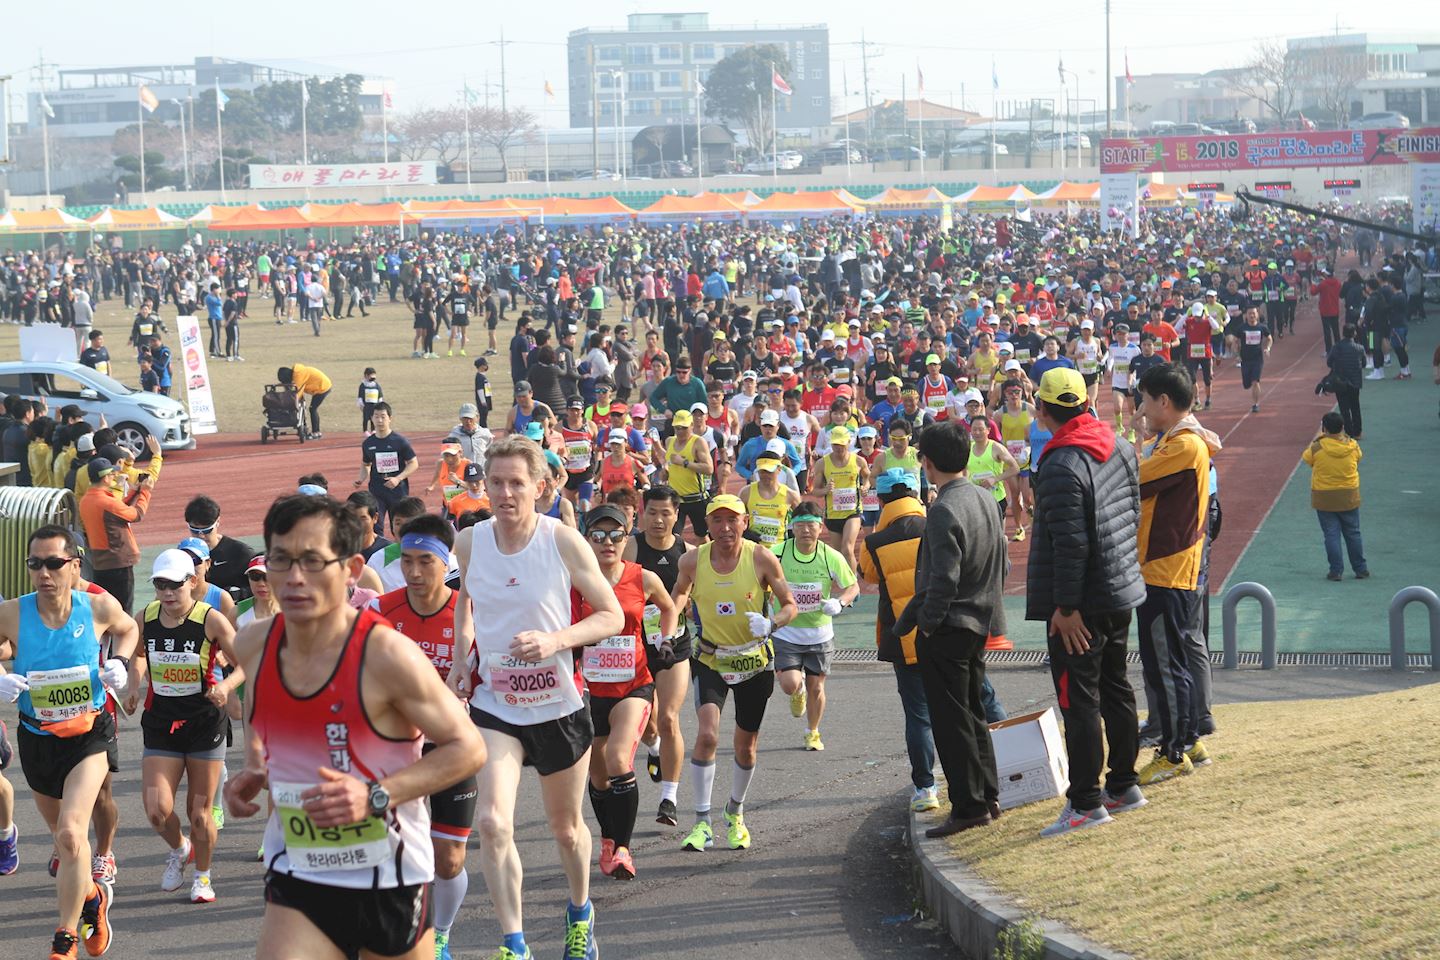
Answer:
[{"left": 1026, "top": 415, "right": 1145, "bottom": 620}]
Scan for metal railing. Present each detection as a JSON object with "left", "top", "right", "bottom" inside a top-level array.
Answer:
[
  {"left": 1222, "top": 581, "right": 1276, "bottom": 670},
  {"left": 1389, "top": 586, "right": 1440, "bottom": 672},
  {"left": 0, "top": 485, "right": 79, "bottom": 601}
]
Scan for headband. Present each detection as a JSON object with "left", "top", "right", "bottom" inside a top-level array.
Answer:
[{"left": 400, "top": 533, "right": 450, "bottom": 562}]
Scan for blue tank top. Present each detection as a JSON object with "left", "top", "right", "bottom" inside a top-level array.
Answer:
[
  {"left": 1028, "top": 422, "right": 1055, "bottom": 471},
  {"left": 203, "top": 582, "right": 225, "bottom": 609},
  {"left": 545, "top": 495, "right": 563, "bottom": 519},
  {"left": 513, "top": 406, "right": 537, "bottom": 434},
  {"left": 14, "top": 591, "right": 105, "bottom": 735}
]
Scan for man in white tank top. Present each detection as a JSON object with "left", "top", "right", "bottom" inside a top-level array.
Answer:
[{"left": 452, "top": 436, "right": 623, "bottom": 960}]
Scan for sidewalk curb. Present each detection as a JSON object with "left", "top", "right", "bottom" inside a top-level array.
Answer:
[{"left": 909, "top": 805, "right": 1133, "bottom": 960}]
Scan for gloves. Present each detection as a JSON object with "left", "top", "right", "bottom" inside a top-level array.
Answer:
[
  {"left": 820, "top": 598, "right": 845, "bottom": 617},
  {"left": 101, "top": 659, "right": 128, "bottom": 693},
  {"left": 745, "top": 612, "right": 772, "bottom": 639},
  {"left": 0, "top": 673, "right": 29, "bottom": 703}
]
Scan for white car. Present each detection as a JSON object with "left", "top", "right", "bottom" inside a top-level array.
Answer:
[
  {"left": 1352, "top": 111, "right": 1411, "bottom": 130},
  {"left": 0, "top": 361, "right": 195, "bottom": 452}
]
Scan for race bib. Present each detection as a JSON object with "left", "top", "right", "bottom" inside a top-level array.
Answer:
[
  {"left": 791, "top": 582, "right": 823, "bottom": 614},
  {"left": 1006, "top": 440, "right": 1027, "bottom": 462},
  {"left": 1190, "top": 343, "right": 1208, "bottom": 358},
  {"left": 1015, "top": 349, "right": 1031, "bottom": 362},
  {"left": 642, "top": 604, "right": 665, "bottom": 648},
  {"left": 272, "top": 781, "right": 391, "bottom": 873},
  {"left": 711, "top": 639, "right": 772, "bottom": 685},
  {"left": 363, "top": 387, "right": 381, "bottom": 403},
  {"left": 1079, "top": 358, "right": 1099, "bottom": 374},
  {"left": 453, "top": 301, "right": 467, "bottom": 315},
  {"left": 1227, "top": 303, "right": 1240, "bottom": 316},
  {"left": 1266, "top": 290, "right": 1279, "bottom": 301},
  {"left": 926, "top": 393, "right": 946, "bottom": 411},
  {"left": 832, "top": 487, "right": 858, "bottom": 513},
  {"left": 96, "top": 361, "right": 112, "bottom": 376},
  {"left": 1113, "top": 360, "right": 1130, "bottom": 375},
  {"left": 27, "top": 666, "right": 94, "bottom": 723},
  {"left": 487, "top": 654, "right": 568, "bottom": 708},
  {"left": 149, "top": 650, "right": 202, "bottom": 697},
  {"left": 581, "top": 635, "right": 637, "bottom": 684},
  {"left": 1245, "top": 330, "right": 1262, "bottom": 346},
  {"left": 861, "top": 490, "right": 880, "bottom": 512},
  {"left": 565, "top": 441, "right": 591, "bottom": 470},
  {"left": 750, "top": 513, "right": 782, "bottom": 544},
  {"left": 374, "top": 450, "right": 400, "bottom": 474}
]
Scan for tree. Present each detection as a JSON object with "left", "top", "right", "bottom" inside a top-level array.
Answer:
[
  {"left": 395, "top": 107, "right": 467, "bottom": 165},
  {"left": 702, "top": 44, "right": 791, "bottom": 156},
  {"left": 473, "top": 106, "right": 537, "bottom": 179},
  {"left": 1231, "top": 40, "right": 1310, "bottom": 122},
  {"left": 1305, "top": 41, "right": 1367, "bottom": 126}
]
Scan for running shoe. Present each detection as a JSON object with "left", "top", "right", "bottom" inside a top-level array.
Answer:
[
  {"left": 90, "top": 852, "right": 117, "bottom": 883},
  {"left": 803, "top": 730, "right": 825, "bottom": 752},
  {"left": 597, "top": 838, "right": 615, "bottom": 877},
  {"left": 1185, "top": 739, "right": 1213, "bottom": 768},
  {"left": 49, "top": 928, "right": 80, "bottom": 960},
  {"left": 435, "top": 931, "right": 453, "bottom": 960},
  {"left": 412, "top": 351, "right": 423, "bottom": 358},
  {"left": 49, "top": 853, "right": 60, "bottom": 878},
  {"left": 447, "top": 350, "right": 454, "bottom": 357},
  {"left": 459, "top": 350, "right": 468, "bottom": 357},
  {"left": 211, "top": 804, "right": 225, "bottom": 831},
  {"left": 1136, "top": 723, "right": 1161, "bottom": 749},
  {"left": 910, "top": 786, "right": 940, "bottom": 813},
  {"left": 1010, "top": 526, "right": 1026, "bottom": 542},
  {"left": 1039, "top": 803, "right": 1113, "bottom": 838},
  {"left": 1251, "top": 404, "right": 1260, "bottom": 413},
  {"left": 160, "top": 838, "right": 193, "bottom": 892},
  {"left": 564, "top": 908, "right": 597, "bottom": 960},
  {"left": 485, "top": 947, "right": 531, "bottom": 960},
  {"left": 656, "top": 799, "right": 678, "bottom": 826},
  {"left": 725, "top": 811, "right": 751, "bottom": 850},
  {"left": 645, "top": 751, "right": 661, "bottom": 783},
  {"left": 0, "top": 824, "right": 17, "bottom": 876},
  {"left": 255, "top": 844, "right": 265, "bottom": 863},
  {"left": 1099, "top": 784, "right": 1148, "bottom": 815},
  {"left": 1137, "top": 751, "right": 1194, "bottom": 786},
  {"left": 189, "top": 875, "right": 215, "bottom": 904},
  {"left": 81, "top": 880, "right": 113, "bottom": 956},
  {"left": 609, "top": 846, "right": 635, "bottom": 880},
  {"left": 680, "top": 821, "right": 714, "bottom": 852},
  {"left": 789, "top": 687, "right": 807, "bottom": 718}
]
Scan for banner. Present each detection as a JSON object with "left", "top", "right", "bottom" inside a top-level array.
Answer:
[
  {"left": 249, "top": 161, "right": 438, "bottom": 189},
  {"left": 1100, "top": 173, "right": 1139, "bottom": 238},
  {"left": 1101, "top": 128, "right": 1440, "bottom": 175},
  {"left": 18, "top": 324, "right": 79, "bottom": 363},
  {"left": 1412, "top": 163, "right": 1440, "bottom": 238},
  {"left": 175, "top": 316, "right": 218, "bottom": 435}
]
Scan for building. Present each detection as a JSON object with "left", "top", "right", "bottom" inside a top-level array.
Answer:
[
  {"left": 28, "top": 57, "right": 386, "bottom": 140},
  {"left": 567, "top": 13, "right": 829, "bottom": 133},
  {"left": 1114, "top": 71, "right": 1262, "bottom": 131},
  {"left": 1288, "top": 33, "right": 1440, "bottom": 125}
]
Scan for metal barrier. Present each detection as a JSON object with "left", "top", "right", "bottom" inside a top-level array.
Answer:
[
  {"left": 1222, "top": 581, "right": 1277, "bottom": 670},
  {"left": 1389, "top": 586, "right": 1440, "bottom": 672},
  {"left": 0, "top": 486, "right": 79, "bottom": 601}
]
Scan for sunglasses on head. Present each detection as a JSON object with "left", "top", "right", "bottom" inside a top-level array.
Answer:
[
  {"left": 27, "top": 556, "right": 77, "bottom": 571},
  {"left": 152, "top": 578, "right": 187, "bottom": 592},
  {"left": 585, "top": 528, "right": 628, "bottom": 545}
]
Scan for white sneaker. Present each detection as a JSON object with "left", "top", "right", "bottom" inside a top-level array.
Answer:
[
  {"left": 190, "top": 874, "right": 215, "bottom": 904},
  {"left": 1365, "top": 370, "right": 1385, "bottom": 380},
  {"left": 161, "top": 838, "right": 192, "bottom": 892},
  {"left": 910, "top": 786, "right": 941, "bottom": 812},
  {"left": 1039, "top": 802, "right": 1113, "bottom": 838}
]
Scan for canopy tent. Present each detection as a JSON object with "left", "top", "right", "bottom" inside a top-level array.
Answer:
[
  {"left": 704, "top": 189, "right": 761, "bottom": 207},
  {"left": 304, "top": 201, "right": 408, "bottom": 227},
  {"left": 950, "top": 184, "right": 1037, "bottom": 206},
  {"left": 1140, "top": 181, "right": 1187, "bottom": 206},
  {"left": 531, "top": 196, "right": 636, "bottom": 224},
  {"left": 861, "top": 186, "right": 951, "bottom": 215},
  {"left": 86, "top": 207, "right": 186, "bottom": 230},
  {"left": 1032, "top": 181, "right": 1100, "bottom": 206},
  {"left": 0, "top": 208, "right": 91, "bottom": 233},
  {"left": 746, "top": 189, "right": 864, "bottom": 221},
  {"left": 637, "top": 193, "right": 745, "bottom": 223},
  {"left": 408, "top": 198, "right": 540, "bottom": 229},
  {"left": 206, "top": 204, "right": 315, "bottom": 231},
  {"left": 189, "top": 204, "right": 258, "bottom": 224}
]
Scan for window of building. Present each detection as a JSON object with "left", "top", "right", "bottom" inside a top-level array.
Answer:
[
  {"left": 628, "top": 45, "right": 653, "bottom": 65},
  {"left": 661, "top": 98, "right": 690, "bottom": 115},
  {"left": 809, "top": 68, "right": 824, "bottom": 81},
  {"left": 597, "top": 73, "right": 615, "bottom": 90},
  {"left": 1383, "top": 88, "right": 1421, "bottom": 122},
  {"left": 721, "top": 45, "right": 745, "bottom": 59},
  {"left": 809, "top": 41, "right": 822, "bottom": 54},
  {"left": 658, "top": 71, "right": 682, "bottom": 89},
  {"left": 811, "top": 96, "right": 824, "bottom": 108},
  {"left": 658, "top": 44, "right": 682, "bottom": 61},
  {"left": 628, "top": 99, "right": 655, "bottom": 117},
  {"left": 629, "top": 72, "right": 655, "bottom": 92},
  {"left": 597, "top": 46, "right": 623, "bottom": 62},
  {"left": 692, "top": 43, "right": 715, "bottom": 61}
]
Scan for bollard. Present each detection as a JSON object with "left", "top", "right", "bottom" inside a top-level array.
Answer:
[
  {"left": 1388, "top": 586, "right": 1440, "bottom": 672},
  {"left": 1221, "top": 581, "right": 1277, "bottom": 670}
]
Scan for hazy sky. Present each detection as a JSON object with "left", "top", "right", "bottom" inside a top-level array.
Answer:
[{"left": 0, "top": 2, "right": 1427, "bottom": 124}]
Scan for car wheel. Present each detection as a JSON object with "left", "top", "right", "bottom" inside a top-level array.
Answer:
[{"left": 113, "top": 422, "right": 151, "bottom": 459}]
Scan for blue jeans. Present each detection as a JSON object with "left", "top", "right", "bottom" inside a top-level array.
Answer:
[
  {"left": 1317, "top": 508, "right": 1367, "bottom": 576},
  {"left": 892, "top": 661, "right": 1006, "bottom": 790}
]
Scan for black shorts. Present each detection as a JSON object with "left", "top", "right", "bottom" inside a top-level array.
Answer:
[
  {"left": 487, "top": 315, "right": 500, "bottom": 330},
  {"left": 0, "top": 719, "right": 13, "bottom": 771},
  {"left": 1081, "top": 372, "right": 1099, "bottom": 387},
  {"left": 450, "top": 315, "right": 469, "bottom": 328},
  {"left": 265, "top": 871, "right": 431, "bottom": 960},
  {"left": 675, "top": 496, "right": 709, "bottom": 538},
  {"left": 691, "top": 657, "right": 775, "bottom": 733},
  {"left": 1241, "top": 358, "right": 1263, "bottom": 389},
  {"left": 18, "top": 710, "right": 118, "bottom": 800},
  {"left": 591, "top": 685, "right": 655, "bottom": 739},
  {"left": 565, "top": 466, "right": 596, "bottom": 490},
  {"left": 824, "top": 515, "right": 857, "bottom": 535},
  {"left": 645, "top": 632, "right": 695, "bottom": 674},
  {"left": 141, "top": 707, "right": 228, "bottom": 759},
  {"left": 1185, "top": 356, "right": 1213, "bottom": 386},
  {"left": 413, "top": 318, "right": 434, "bottom": 331},
  {"left": 421, "top": 742, "right": 478, "bottom": 842},
  {"left": 469, "top": 700, "right": 593, "bottom": 776},
  {"left": 1111, "top": 386, "right": 1131, "bottom": 398}
]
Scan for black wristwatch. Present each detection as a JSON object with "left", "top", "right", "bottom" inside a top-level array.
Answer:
[
  {"left": 366, "top": 781, "right": 391, "bottom": 818},
  {"left": 1059, "top": 607, "right": 1076, "bottom": 617}
]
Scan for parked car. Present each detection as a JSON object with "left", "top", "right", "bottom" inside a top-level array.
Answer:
[
  {"left": 1036, "top": 132, "right": 1092, "bottom": 149},
  {"left": 0, "top": 361, "right": 195, "bottom": 452},
  {"left": 873, "top": 145, "right": 923, "bottom": 161},
  {"left": 811, "top": 144, "right": 863, "bottom": 165},
  {"left": 1352, "top": 111, "right": 1411, "bottom": 130},
  {"left": 948, "top": 142, "right": 1009, "bottom": 155}
]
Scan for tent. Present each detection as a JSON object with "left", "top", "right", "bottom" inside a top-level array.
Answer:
[
  {"left": 1032, "top": 181, "right": 1100, "bottom": 207},
  {"left": 190, "top": 204, "right": 257, "bottom": 224},
  {"left": 1140, "top": 182, "right": 1187, "bottom": 206},
  {"left": 408, "top": 198, "right": 540, "bottom": 229},
  {"left": 705, "top": 189, "right": 761, "bottom": 207},
  {"left": 86, "top": 207, "right": 186, "bottom": 230},
  {"left": 207, "top": 204, "right": 315, "bottom": 231},
  {"left": 950, "top": 184, "right": 1037, "bottom": 207},
  {"left": 531, "top": 196, "right": 636, "bottom": 225},
  {"left": 637, "top": 193, "right": 745, "bottom": 224},
  {"left": 861, "top": 186, "right": 951, "bottom": 215},
  {"left": 0, "top": 208, "right": 90, "bottom": 233},
  {"left": 304, "top": 201, "right": 408, "bottom": 228},
  {"left": 746, "top": 190, "right": 864, "bottom": 221}
]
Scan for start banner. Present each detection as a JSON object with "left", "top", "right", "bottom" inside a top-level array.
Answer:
[
  {"left": 249, "top": 161, "right": 438, "bottom": 189},
  {"left": 1101, "top": 128, "right": 1440, "bottom": 175}
]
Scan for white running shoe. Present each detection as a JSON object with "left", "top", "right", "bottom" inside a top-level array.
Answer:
[
  {"left": 161, "top": 838, "right": 192, "bottom": 892},
  {"left": 1039, "top": 802, "right": 1113, "bottom": 838},
  {"left": 190, "top": 874, "right": 215, "bottom": 904},
  {"left": 1365, "top": 370, "right": 1385, "bottom": 380}
]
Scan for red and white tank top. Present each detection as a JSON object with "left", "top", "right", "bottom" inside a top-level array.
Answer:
[
  {"left": 253, "top": 608, "right": 433, "bottom": 890},
  {"left": 572, "top": 561, "right": 653, "bottom": 700}
]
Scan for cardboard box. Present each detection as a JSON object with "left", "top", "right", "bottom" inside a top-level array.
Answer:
[{"left": 988, "top": 708, "right": 1069, "bottom": 811}]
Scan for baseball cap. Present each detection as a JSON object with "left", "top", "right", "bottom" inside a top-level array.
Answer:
[
  {"left": 584, "top": 504, "right": 629, "bottom": 530},
  {"left": 567, "top": 398, "right": 584, "bottom": 410},
  {"left": 1080, "top": 319, "right": 1095, "bottom": 330},
  {"left": 1004, "top": 359, "right": 1022, "bottom": 372},
  {"left": 87, "top": 458, "right": 116, "bottom": 483},
  {"left": 177, "top": 537, "right": 211, "bottom": 562},
  {"left": 441, "top": 442, "right": 463, "bottom": 456},
  {"left": 741, "top": 370, "right": 758, "bottom": 381},
  {"left": 759, "top": 409, "right": 780, "bottom": 426},
  {"left": 765, "top": 438, "right": 788, "bottom": 456},
  {"left": 629, "top": 403, "right": 648, "bottom": 418},
  {"left": 76, "top": 434, "right": 96, "bottom": 454},
  {"left": 458, "top": 402, "right": 480, "bottom": 418},
  {"left": 705, "top": 494, "right": 747, "bottom": 517},
  {"left": 463, "top": 462, "right": 483, "bottom": 480},
  {"left": 828, "top": 426, "right": 851, "bottom": 445},
  {"left": 245, "top": 554, "right": 267, "bottom": 575},
  {"left": 523, "top": 422, "right": 546, "bottom": 441},
  {"left": 690, "top": 401, "right": 709, "bottom": 414},
  {"left": 755, "top": 454, "right": 781, "bottom": 472},
  {"left": 152, "top": 549, "right": 196, "bottom": 583},
  {"left": 671, "top": 410, "right": 694, "bottom": 428},
  {"left": 514, "top": 380, "right": 532, "bottom": 395},
  {"left": 925, "top": 353, "right": 940, "bottom": 365},
  {"left": 1191, "top": 302, "right": 1205, "bottom": 315},
  {"left": 1036, "top": 368, "right": 1089, "bottom": 408},
  {"left": 820, "top": 329, "right": 835, "bottom": 341},
  {"left": 875, "top": 468, "right": 918, "bottom": 494},
  {"left": 857, "top": 425, "right": 878, "bottom": 440}
]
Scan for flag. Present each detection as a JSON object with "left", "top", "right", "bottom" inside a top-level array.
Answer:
[
  {"left": 300, "top": 79, "right": 310, "bottom": 104},
  {"left": 544, "top": 81, "right": 555, "bottom": 99},
  {"left": 991, "top": 59, "right": 999, "bottom": 92},
  {"left": 696, "top": 78, "right": 705, "bottom": 96},
  {"left": 917, "top": 63, "right": 925, "bottom": 95},
  {"left": 772, "top": 70, "right": 792, "bottom": 96},
  {"left": 383, "top": 90, "right": 393, "bottom": 109},
  {"left": 214, "top": 80, "right": 230, "bottom": 112},
  {"left": 1125, "top": 50, "right": 1134, "bottom": 86},
  {"left": 138, "top": 85, "right": 159, "bottom": 113},
  {"left": 1058, "top": 57, "right": 1066, "bottom": 85},
  {"left": 463, "top": 83, "right": 478, "bottom": 105},
  {"left": 39, "top": 95, "right": 55, "bottom": 119}
]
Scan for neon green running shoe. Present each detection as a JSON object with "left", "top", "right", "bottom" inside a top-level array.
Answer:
[
  {"left": 681, "top": 820, "right": 713, "bottom": 852},
  {"left": 726, "top": 811, "right": 751, "bottom": 850},
  {"left": 485, "top": 947, "right": 532, "bottom": 960}
]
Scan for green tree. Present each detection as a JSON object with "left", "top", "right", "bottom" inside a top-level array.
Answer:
[
  {"left": 113, "top": 148, "right": 181, "bottom": 191},
  {"left": 194, "top": 75, "right": 364, "bottom": 152},
  {"left": 702, "top": 44, "right": 791, "bottom": 157}
]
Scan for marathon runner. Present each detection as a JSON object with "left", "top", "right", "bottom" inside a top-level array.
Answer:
[
  {"left": 808, "top": 427, "right": 869, "bottom": 572},
  {"left": 738, "top": 452, "right": 801, "bottom": 546},
  {"left": 575, "top": 504, "right": 678, "bottom": 880},
  {"left": 452, "top": 436, "right": 624, "bottom": 960},
  {"left": 223, "top": 495, "right": 486, "bottom": 960},
  {"left": 0, "top": 525, "right": 139, "bottom": 960},
  {"left": 670, "top": 495, "right": 797, "bottom": 853},
  {"left": 662, "top": 410, "right": 713, "bottom": 540}
]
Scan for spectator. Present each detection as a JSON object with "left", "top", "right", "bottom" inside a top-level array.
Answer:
[
  {"left": 1302, "top": 412, "right": 1367, "bottom": 582},
  {"left": 183, "top": 494, "right": 259, "bottom": 601},
  {"left": 277, "top": 363, "right": 332, "bottom": 438},
  {"left": 79, "top": 456, "right": 154, "bottom": 609},
  {"left": 1326, "top": 324, "right": 1367, "bottom": 439},
  {"left": 2, "top": 397, "right": 37, "bottom": 485}
]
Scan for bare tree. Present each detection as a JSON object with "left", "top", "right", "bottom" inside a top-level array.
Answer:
[
  {"left": 473, "top": 106, "right": 537, "bottom": 180},
  {"left": 394, "top": 107, "right": 466, "bottom": 165},
  {"left": 1231, "top": 40, "right": 1311, "bottom": 122},
  {"left": 1307, "top": 41, "right": 1367, "bottom": 126}
]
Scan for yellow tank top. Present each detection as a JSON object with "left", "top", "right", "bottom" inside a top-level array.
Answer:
[
  {"left": 744, "top": 483, "right": 790, "bottom": 545},
  {"left": 972, "top": 351, "right": 998, "bottom": 387},
  {"left": 999, "top": 407, "right": 1033, "bottom": 468},
  {"left": 665, "top": 434, "right": 705, "bottom": 497},
  {"left": 693, "top": 542, "right": 768, "bottom": 660},
  {"left": 822, "top": 452, "right": 861, "bottom": 519}
]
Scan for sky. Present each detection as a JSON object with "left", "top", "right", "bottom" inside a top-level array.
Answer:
[{"left": 0, "top": 1, "right": 1428, "bottom": 126}]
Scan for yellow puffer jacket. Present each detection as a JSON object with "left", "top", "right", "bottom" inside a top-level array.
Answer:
[
  {"left": 1302, "top": 434, "right": 1361, "bottom": 512},
  {"left": 858, "top": 495, "right": 926, "bottom": 665}
]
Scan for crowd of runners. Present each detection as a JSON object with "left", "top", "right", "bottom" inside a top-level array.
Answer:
[{"left": 0, "top": 195, "right": 1435, "bottom": 960}]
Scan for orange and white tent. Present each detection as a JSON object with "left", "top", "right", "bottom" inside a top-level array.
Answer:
[
  {"left": 747, "top": 189, "right": 864, "bottom": 220},
  {"left": 531, "top": 196, "right": 637, "bottom": 223},
  {"left": 1032, "top": 181, "right": 1100, "bottom": 206},
  {"left": 304, "top": 201, "right": 409, "bottom": 227},
  {"left": 206, "top": 204, "right": 315, "bottom": 231},
  {"left": 638, "top": 193, "right": 745, "bottom": 222},
  {"left": 0, "top": 208, "right": 90, "bottom": 233},
  {"left": 950, "top": 184, "right": 1037, "bottom": 206},
  {"left": 862, "top": 186, "right": 951, "bottom": 211},
  {"left": 86, "top": 207, "right": 186, "bottom": 230},
  {"left": 704, "top": 189, "right": 762, "bottom": 207}
]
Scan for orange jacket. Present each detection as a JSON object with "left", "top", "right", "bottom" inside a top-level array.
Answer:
[{"left": 80, "top": 484, "right": 151, "bottom": 571}]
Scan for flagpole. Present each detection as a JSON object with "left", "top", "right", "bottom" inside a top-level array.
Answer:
[
  {"left": 382, "top": 84, "right": 390, "bottom": 163},
  {"left": 770, "top": 62, "right": 777, "bottom": 186},
  {"left": 137, "top": 91, "right": 147, "bottom": 204},
  {"left": 918, "top": 86, "right": 925, "bottom": 178},
  {"left": 41, "top": 101, "right": 51, "bottom": 200},
  {"left": 990, "top": 73, "right": 998, "bottom": 186},
  {"left": 695, "top": 70, "right": 703, "bottom": 190},
  {"left": 216, "top": 85, "right": 227, "bottom": 202},
  {"left": 842, "top": 63, "right": 851, "bottom": 184},
  {"left": 301, "top": 81, "right": 309, "bottom": 165},
  {"left": 463, "top": 78, "right": 472, "bottom": 188}
]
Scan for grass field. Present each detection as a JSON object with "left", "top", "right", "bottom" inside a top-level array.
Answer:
[{"left": 923, "top": 683, "right": 1440, "bottom": 960}]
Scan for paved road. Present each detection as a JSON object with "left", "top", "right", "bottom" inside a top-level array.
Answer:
[{"left": 2, "top": 663, "right": 1436, "bottom": 959}]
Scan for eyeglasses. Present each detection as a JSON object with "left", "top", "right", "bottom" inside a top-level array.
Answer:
[
  {"left": 265, "top": 553, "right": 346, "bottom": 573},
  {"left": 585, "top": 529, "right": 628, "bottom": 545},
  {"left": 26, "top": 556, "right": 77, "bottom": 571},
  {"left": 152, "top": 578, "right": 187, "bottom": 592},
  {"left": 245, "top": 571, "right": 268, "bottom": 582}
]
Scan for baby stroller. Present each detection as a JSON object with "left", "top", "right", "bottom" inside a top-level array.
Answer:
[{"left": 260, "top": 383, "right": 309, "bottom": 443}]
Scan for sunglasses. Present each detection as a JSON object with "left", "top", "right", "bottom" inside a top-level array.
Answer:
[
  {"left": 187, "top": 523, "right": 217, "bottom": 535},
  {"left": 245, "top": 571, "right": 268, "bottom": 582},
  {"left": 27, "top": 556, "right": 77, "bottom": 571},
  {"left": 152, "top": 578, "right": 188, "bottom": 592},
  {"left": 585, "top": 528, "right": 628, "bottom": 545}
]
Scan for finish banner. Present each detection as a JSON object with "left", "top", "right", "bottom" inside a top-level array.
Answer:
[
  {"left": 1101, "top": 128, "right": 1440, "bottom": 175},
  {"left": 249, "top": 161, "right": 438, "bottom": 189}
]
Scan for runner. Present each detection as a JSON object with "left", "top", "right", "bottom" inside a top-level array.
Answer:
[
  {"left": 739, "top": 452, "right": 801, "bottom": 547},
  {"left": 575, "top": 505, "right": 678, "bottom": 880},
  {"left": 1228, "top": 306, "right": 1273, "bottom": 414},
  {"left": 222, "top": 495, "right": 486, "bottom": 960},
  {"left": 1107, "top": 322, "right": 1141, "bottom": 441},
  {"left": 669, "top": 494, "right": 797, "bottom": 853},
  {"left": 374, "top": 515, "right": 478, "bottom": 960},
  {"left": 997, "top": 384, "right": 1036, "bottom": 541},
  {"left": 125, "top": 549, "right": 242, "bottom": 905},
  {"left": 451, "top": 436, "right": 624, "bottom": 960},
  {"left": 807, "top": 427, "right": 869, "bottom": 572},
  {"left": 0, "top": 524, "right": 139, "bottom": 960},
  {"left": 558, "top": 400, "right": 599, "bottom": 513},
  {"left": 625, "top": 486, "right": 696, "bottom": 827},
  {"left": 1067, "top": 320, "right": 1107, "bottom": 408},
  {"left": 662, "top": 410, "right": 713, "bottom": 540},
  {"left": 770, "top": 503, "right": 858, "bottom": 751}
]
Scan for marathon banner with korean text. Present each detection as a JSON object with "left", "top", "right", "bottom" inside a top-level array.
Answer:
[
  {"left": 248, "top": 161, "right": 439, "bottom": 189},
  {"left": 175, "top": 315, "right": 219, "bottom": 435},
  {"left": 1100, "top": 128, "right": 1440, "bottom": 175}
]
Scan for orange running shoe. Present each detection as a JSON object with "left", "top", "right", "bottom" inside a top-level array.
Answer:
[
  {"left": 609, "top": 846, "right": 635, "bottom": 880},
  {"left": 80, "top": 880, "right": 113, "bottom": 957},
  {"left": 985, "top": 633, "right": 1013, "bottom": 651},
  {"left": 49, "top": 928, "right": 79, "bottom": 960},
  {"left": 597, "top": 837, "right": 615, "bottom": 876}
]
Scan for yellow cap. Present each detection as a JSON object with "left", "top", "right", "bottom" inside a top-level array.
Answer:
[
  {"left": 671, "top": 410, "right": 694, "bottom": 428},
  {"left": 829, "top": 426, "right": 851, "bottom": 445},
  {"left": 1035, "top": 368, "right": 1089, "bottom": 408},
  {"left": 706, "top": 493, "right": 747, "bottom": 516}
]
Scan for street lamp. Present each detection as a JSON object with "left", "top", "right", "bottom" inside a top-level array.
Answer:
[
  {"left": 608, "top": 70, "right": 626, "bottom": 182},
  {"left": 1060, "top": 67, "right": 1082, "bottom": 171}
]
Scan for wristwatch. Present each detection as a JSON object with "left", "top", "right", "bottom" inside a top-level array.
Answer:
[{"left": 366, "top": 781, "right": 391, "bottom": 818}]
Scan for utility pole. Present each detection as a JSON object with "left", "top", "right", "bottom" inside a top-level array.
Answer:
[
  {"left": 498, "top": 29, "right": 510, "bottom": 116},
  {"left": 1105, "top": 0, "right": 1113, "bottom": 136},
  {"left": 859, "top": 30, "right": 875, "bottom": 144},
  {"left": 591, "top": 56, "right": 599, "bottom": 179},
  {"left": 33, "top": 55, "right": 53, "bottom": 201}
]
